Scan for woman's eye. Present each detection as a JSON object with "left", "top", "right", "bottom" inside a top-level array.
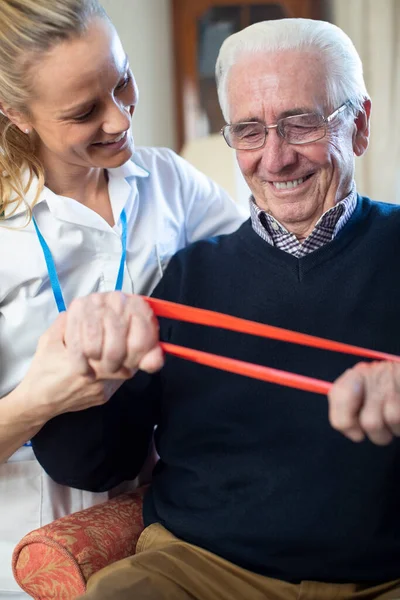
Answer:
[
  {"left": 72, "top": 107, "right": 95, "bottom": 122},
  {"left": 116, "top": 73, "right": 131, "bottom": 91}
]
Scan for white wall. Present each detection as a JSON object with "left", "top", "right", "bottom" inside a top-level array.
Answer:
[
  {"left": 100, "top": 0, "right": 177, "bottom": 150},
  {"left": 332, "top": 0, "right": 400, "bottom": 203}
]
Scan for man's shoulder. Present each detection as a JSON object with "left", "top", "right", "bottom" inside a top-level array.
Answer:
[
  {"left": 154, "top": 221, "right": 250, "bottom": 295},
  {"left": 175, "top": 220, "right": 250, "bottom": 264},
  {"left": 360, "top": 195, "right": 400, "bottom": 219},
  {"left": 351, "top": 195, "right": 400, "bottom": 240},
  {"left": 152, "top": 221, "right": 251, "bottom": 303}
]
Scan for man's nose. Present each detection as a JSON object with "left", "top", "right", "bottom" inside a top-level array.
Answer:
[{"left": 260, "top": 128, "right": 298, "bottom": 174}]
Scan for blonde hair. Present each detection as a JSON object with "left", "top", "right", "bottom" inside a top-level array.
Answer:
[
  {"left": 216, "top": 18, "right": 369, "bottom": 123},
  {"left": 0, "top": 0, "right": 107, "bottom": 220}
]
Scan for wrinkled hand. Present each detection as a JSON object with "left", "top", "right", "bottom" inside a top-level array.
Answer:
[
  {"left": 328, "top": 361, "right": 400, "bottom": 445},
  {"left": 64, "top": 292, "right": 163, "bottom": 379},
  {"left": 17, "top": 292, "right": 164, "bottom": 420}
]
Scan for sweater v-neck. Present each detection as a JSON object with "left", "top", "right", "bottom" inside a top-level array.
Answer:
[{"left": 236, "top": 196, "right": 373, "bottom": 280}]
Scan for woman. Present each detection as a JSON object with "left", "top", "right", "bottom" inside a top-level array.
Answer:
[{"left": 0, "top": 0, "right": 245, "bottom": 596}]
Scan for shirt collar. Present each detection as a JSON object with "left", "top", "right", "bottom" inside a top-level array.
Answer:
[
  {"left": 107, "top": 156, "right": 150, "bottom": 182},
  {"left": 250, "top": 182, "right": 357, "bottom": 246},
  {"left": 2, "top": 157, "right": 150, "bottom": 219}
]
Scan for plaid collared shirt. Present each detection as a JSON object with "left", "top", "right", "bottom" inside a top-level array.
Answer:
[{"left": 250, "top": 185, "right": 357, "bottom": 258}]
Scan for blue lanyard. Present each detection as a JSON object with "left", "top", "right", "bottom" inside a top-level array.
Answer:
[
  {"left": 32, "top": 208, "right": 128, "bottom": 313},
  {"left": 23, "top": 209, "right": 127, "bottom": 448}
]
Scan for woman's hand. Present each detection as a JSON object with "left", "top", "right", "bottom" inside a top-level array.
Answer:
[
  {"left": 328, "top": 361, "right": 400, "bottom": 445},
  {"left": 1, "top": 292, "right": 163, "bottom": 462}
]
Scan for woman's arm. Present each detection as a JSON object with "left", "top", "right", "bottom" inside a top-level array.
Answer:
[
  {"left": 0, "top": 387, "right": 47, "bottom": 463},
  {"left": 2, "top": 293, "right": 163, "bottom": 487},
  {"left": 28, "top": 292, "right": 163, "bottom": 491},
  {"left": 33, "top": 372, "right": 161, "bottom": 492},
  {"left": 0, "top": 312, "right": 112, "bottom": 464}
]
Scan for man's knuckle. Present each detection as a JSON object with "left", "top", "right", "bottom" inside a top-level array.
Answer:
[
  {"left": 332, "top": 418, "right": 353, "bottom": 432},
  {"left": 109, "top": 291, "right": 127, "bottom": 309},
  {"left": 359, "top": 413, "right": 383, "bottom": 433},
  {"left": 329, "top": 409, "right": 356, "bottom": 430},
  {"left": 105, "top": 346, "right": 126, "bottom": 365},
  {"left": 384, "top": 401, "right": 400, "bottom": 425},
  {"left": 132, "top": 295, "right": 154, "bottom": 319},
  {"left": 127, "top": 337, "right": 147, "bottom": 358},
  {"left": 330, "top": 418, "right": 343, "bottom": 432},
  {"left": 353, "top": 362, "right": 370, "bottom": 373},
  {"left": 367, "top": 431, "right": 393, "bottom": 446},
  {"left": 388, "top": 415, "right": 400, "bottom": 428}
]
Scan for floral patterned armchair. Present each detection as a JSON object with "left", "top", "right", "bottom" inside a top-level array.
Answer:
[{"left": 12, "top": 487, "right": 146, "bottom": 600}]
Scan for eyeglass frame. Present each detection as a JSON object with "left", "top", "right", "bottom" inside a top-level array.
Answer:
[{"left": 220, "top": 102, "right": 351, "bottom": 150}]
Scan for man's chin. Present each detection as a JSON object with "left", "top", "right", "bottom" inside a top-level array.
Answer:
[{"left": 266, "top": 198, "right": 318, "bottom": 228}]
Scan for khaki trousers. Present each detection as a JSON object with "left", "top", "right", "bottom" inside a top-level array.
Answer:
[{"left": 81, "top": 523, "right": 400, "bottom": 600}]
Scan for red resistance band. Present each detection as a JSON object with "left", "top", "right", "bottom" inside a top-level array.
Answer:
[{"left": 145, "top": 297, "right": 400, "bottom": 396}]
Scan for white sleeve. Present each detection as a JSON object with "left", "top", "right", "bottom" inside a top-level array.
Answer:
[{"left": 168, "top": 150, "right": 248, "bottom": 244}]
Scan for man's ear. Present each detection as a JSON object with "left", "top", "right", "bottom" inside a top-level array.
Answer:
[
  {"left": 0, "top": 103, "right": 32, "bottom": 134},
  {"left": 353, "top": 99, "right": 371, "bottom": 157}
]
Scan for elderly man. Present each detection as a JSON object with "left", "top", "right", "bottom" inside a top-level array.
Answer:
[{"left": 33, "top": 18, "right": 400, "bottom": 600}]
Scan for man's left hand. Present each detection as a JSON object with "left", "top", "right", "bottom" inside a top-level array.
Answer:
[{"left": 328, "top": 361, "right": 400, "bottom": 445}]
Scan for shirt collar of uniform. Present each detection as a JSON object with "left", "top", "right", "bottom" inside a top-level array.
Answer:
[
  {"left": 105, "top": 157, "right": 149, "bottom": 231},
  {"left": 2, "top": 157, "right": 149, "bottom": 220},
  {"left": 107, "top": 156, "right": 150, "bottom": 182}
]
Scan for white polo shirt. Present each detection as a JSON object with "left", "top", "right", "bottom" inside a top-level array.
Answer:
[{"left": 0, "top": 146, "right": 247, "bottom": 597}]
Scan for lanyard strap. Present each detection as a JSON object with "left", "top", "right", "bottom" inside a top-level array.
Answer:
[
  {"left": 115, "top": 207, "right": 127, "bottom": 292},
  {"left": 32, "top": 208, "right": 128, "bottom": 313}
]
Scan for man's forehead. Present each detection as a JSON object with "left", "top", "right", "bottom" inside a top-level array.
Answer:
[
  {"left": 231, "top": 47, "right": 327, "bottom": 75},
  {"left": 227, "top": 50, "right": 329, "bottom": 120}
]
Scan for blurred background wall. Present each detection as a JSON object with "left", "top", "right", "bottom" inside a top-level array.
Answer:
[{"left": 100, "top": 0, "right": 177, "bottom": 150}]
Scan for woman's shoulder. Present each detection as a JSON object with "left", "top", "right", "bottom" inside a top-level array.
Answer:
[
  {"left": 132, "top": 146, "right": 179, "bottom": 170},
  {"left": 131, "top": 146, "right": 200, "bottom": 180}
]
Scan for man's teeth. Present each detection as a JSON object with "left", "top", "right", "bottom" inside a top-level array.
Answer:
[{"left": 273, "top": 177, "right": 306, "bottom": 190}]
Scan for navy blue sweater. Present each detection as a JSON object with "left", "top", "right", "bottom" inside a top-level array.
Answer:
[{"left": 33, "top": 196, "right": 400, "bottom": 584}]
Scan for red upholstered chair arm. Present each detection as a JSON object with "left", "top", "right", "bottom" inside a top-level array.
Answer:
[{"left": 12, "top": 487, "right": 145, "bottom": 600}]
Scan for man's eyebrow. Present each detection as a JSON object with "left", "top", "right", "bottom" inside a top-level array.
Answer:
[
  {"left": 231, "top": 117, "right": 263, "bottom": 124},
  {"left": 278, "top": 107, "right": 317, "bottom": 118},
  {"left": 57, "top": 57, "right": 130, "bottom": 118},
  {"left": 232, "top": 107, "right": 318, "bottom": 124}
]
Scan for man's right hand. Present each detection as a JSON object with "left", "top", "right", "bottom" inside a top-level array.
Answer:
[
  {"left": 15, "top": 292, "right": 164, "bottom": 420},
  {"left": 64, "top": 292, "right": 164, "bottom": 379}
]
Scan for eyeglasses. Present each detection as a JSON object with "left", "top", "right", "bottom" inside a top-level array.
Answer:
[{"left": 221, "top": 103, "right": 349, "bottom": 150}]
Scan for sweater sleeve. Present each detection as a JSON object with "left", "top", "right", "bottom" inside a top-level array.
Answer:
[
  {"left": 32, "top": 370, "right": 161, "bottom": 493},
  {"left": 32, "top": 254, "right": 185, "bottom": 493}
]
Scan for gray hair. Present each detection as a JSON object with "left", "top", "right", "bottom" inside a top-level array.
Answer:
[{"left": 215, "top": 18, "right": 369, "bottom": 122}]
